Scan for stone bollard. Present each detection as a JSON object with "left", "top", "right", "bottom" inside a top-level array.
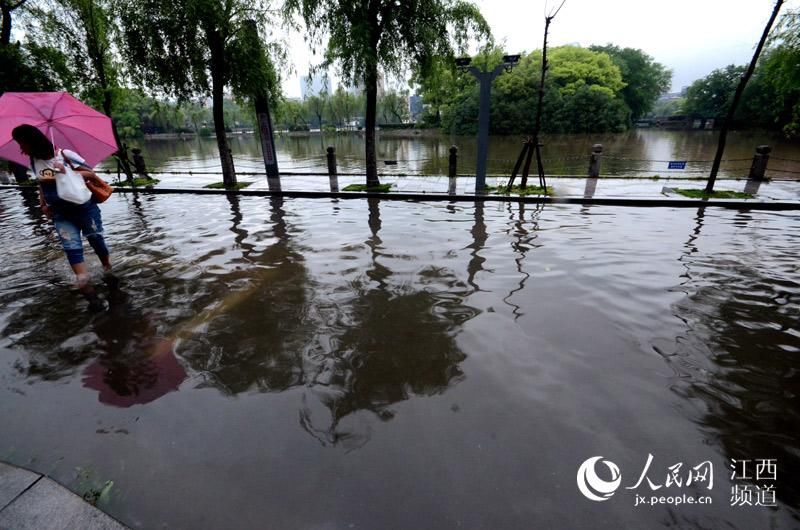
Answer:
[
  {"left": 327, "top": 146, "right": 339, "bottom": 192},
  {"left": 448, "top": 146, "right": 458, "bottom": 194},
  {"left": 327, "top": 146, "right": 337, "bottom": 177},
  {"left": 748, "top": 145, "right": 771, "bottom": 181},
  {"left": 588, "top": 144, "right": 603, "bottom": 178},
  {"left": 449, "top": 146, "right": 458, "bottom": 178}
]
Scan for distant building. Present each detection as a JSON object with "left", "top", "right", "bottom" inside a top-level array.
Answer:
[
  {"left": 408, "top": 94, "right": 423, "bottom": 120},
  {"left": 300, "top": 72, "right": 329, "bottom": 100},
  {"left": 657, "top": 91, "right": 686, "bottom": 103},
  {"left": 343, "top": 71, "right": 386, "bottom": 98}
]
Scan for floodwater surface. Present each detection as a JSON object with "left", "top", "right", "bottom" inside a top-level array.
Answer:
[
  {"left": 116, "top": 129, "right": 800, "bottom": 188},
  {"left": 0, "top": 189, "right": 798, "bottom": 529}
]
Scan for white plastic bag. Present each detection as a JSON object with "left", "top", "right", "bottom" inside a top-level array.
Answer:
[{"left": 54, "top": 157, "right": 92, "bottom": 204}]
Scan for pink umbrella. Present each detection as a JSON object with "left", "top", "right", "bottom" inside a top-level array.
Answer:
[
  {"left": 0, "top": 92, "right": 118, "bottom": 167},
  {"left": 82, "top": 339, "right": 188, "bottom": 408}
]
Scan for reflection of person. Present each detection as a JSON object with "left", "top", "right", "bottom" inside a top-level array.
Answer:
[
  {"left": 83, "top": 284, "right": 187, "bottom": 407},
  {"left": 0, "top": 161, "right": 17, "bottom": 184},
  {"left": 11, "top": 124, "right": 114, "bottom": 311}
]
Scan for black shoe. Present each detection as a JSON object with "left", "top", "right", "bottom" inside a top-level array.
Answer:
[
  {"left": 103, "top": 273, "right": 121, "bottom": 290},
  {"left": 107, "top": 287, "right": 129, "bottom": 304},
  {"left": 83, "top": 292, "right": 108, "bottom": 312}
]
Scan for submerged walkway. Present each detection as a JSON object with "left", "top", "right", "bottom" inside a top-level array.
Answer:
[
  {"left": 3, "top": 175, "right": 799, "bottom": 204},
  {"left": 0, "top": 461, "right": 127, "bottom": 530},
  {"left": 75, "top": 176, "right": 800, "bottom": 210}
]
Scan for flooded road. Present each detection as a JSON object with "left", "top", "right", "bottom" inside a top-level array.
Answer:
[{"left": 0, "top": 190, "right": 798, "bottom": 528}]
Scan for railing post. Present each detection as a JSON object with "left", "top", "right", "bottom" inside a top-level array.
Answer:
[
  {"left": 588, "top": 144, "right": 603, "bottom": 178},
  {"left": 447, "top": 145, "right": 458, "bottom": 195},
  {"left": 327, "top": 146, "right": 339, "bottom": 192},
  {"left": 448, "top": 146, "right": 458, "bottom": 178},
  {"left": 448, "top": 145, "right": 458, "bottom": 195},
  {"left": 748, "top": 145, "right": 771, "bottom": 180}
]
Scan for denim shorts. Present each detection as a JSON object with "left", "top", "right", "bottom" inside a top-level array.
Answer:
[{"left": 52, "top": 202, "right": 109, "bottom": 265}]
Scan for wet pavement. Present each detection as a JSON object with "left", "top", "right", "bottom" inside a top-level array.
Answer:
[{"left": 0, "top": 461, "right": 127, "bottom": 529}]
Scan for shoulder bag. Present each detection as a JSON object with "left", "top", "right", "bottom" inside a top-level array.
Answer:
[
  {"left": 53, "top": 151, "right": 92, "bottom": 204},
  {"left": 61, "top": 150, "right": 114, "bottom": 203}
]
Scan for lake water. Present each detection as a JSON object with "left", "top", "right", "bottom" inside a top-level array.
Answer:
[
  {"left": 113, "top": 129, "right": 800, "bottom": 188},
  {"left": 0, "top": 190, "right": 798, "bottom": 528}
]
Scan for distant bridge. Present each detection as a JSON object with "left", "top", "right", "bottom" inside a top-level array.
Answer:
[{"left": 634, "top": 116, "right": 716, "bottom": 130}]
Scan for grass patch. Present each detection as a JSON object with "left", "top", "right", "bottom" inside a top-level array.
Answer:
[
  {"left": 487, "top": 184, "right": 553, "bottom": 196},
  {"left": 673, "top": 188, "right": 753, "bottom": 199},
  {"left": 203, "top": 181, "right": 253, "bottom": 190},
  {"left": 115, "top": 177, "right": 160, "bottom": 187},
  {"left": 342, "top": 183, "right": 393, "bottom": 192}
]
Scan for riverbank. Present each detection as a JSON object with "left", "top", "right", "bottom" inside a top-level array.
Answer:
[{"left": 277, "top": 128, "right": 442, "bottom": 139}]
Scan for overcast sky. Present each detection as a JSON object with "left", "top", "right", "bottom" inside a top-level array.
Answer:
[{"left": 282, "top": 0, "right": 798, "bottom": 98}]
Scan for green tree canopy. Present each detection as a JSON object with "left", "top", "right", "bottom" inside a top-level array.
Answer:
[
  {"left": 1, "top": 0, "right": 75, "bottom": 95},
  {"left": 27, "top": 0, "right": 134, "bottom": 176},
  {"left": 763, "top": 8, "right": 800, "bottom": 136},
  {"left": 284, "top": 0, "right": 491, "bottom": 186},
  {"left": 441, "top": 45, "right": 630, "bottom": 135},
  {"left": 378, "top": 89, "right": 410, "bottom": 124},
  {"left": 410, "top": 56, "right": 460, "bottom": 126},
  {"left": 117, "top": 0, "right": 282, "bottom": 186},
  {"left": 305, "top": 93, "right": 327, "bottom": 129},
  {"left": 683, "top": 65, "right": 745, "bottom": 119},
  {"left": 589, "top": 44, "right": 672, "bottom": 120},
  {"left": 327, "top": 87, "right": 361, "bottom": 129},
  {"left": 547, "top": 46, "right": 625, "bottom": 97},
  {"left": 0, "top": 41, "right": 75, "bottom": 94}
]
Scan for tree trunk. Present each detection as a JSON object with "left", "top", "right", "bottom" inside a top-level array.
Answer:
[
  {"left": 81, "top": 1, "right": 132, "bottom": 181},
  {"left": 364, "top": 63, "right": 380, "bottom": 187},
  {"left": 102, "top": 90, "right": 133, "bottom": 181},
  {"left": 208, "top": 28, "right": 236, "bottom": 187},
  {"left": 212, "top": 80, "right": 236, "bottom": 187},
  {"left": 1, "top": 5, "right": 11, "bottom": 46}
]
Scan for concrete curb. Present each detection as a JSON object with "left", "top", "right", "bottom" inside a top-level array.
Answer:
[
  {"left": 0, "top": 461, "right": 128, "bottom": 530},
  {"left": 3, "top": 184, "right": 800, "bottom": 210}
]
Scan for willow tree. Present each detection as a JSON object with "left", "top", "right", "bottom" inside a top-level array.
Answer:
[
  {"left": 284, "top": 0, "right": 490, "bottom": 188},
  {"left": 118, "top": 0, "right": 281, "bottom": 187},
  {"left": 31, "top": 0, "right": 133, "bottom": 178},
  {"left": 1, "top": 0, "right": 29, "bottom": 45}
]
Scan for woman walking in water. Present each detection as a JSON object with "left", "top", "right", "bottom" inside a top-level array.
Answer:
[{"left": 12, "top": 124, "right": 114, "bottom": 311}]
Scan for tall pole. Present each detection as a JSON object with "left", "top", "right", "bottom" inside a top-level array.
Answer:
[
  {"left": 525, "top": 14, "right": 552, "bottom": 191},
  {"left": 255, "top": 95, "right": 281, "bottom": 191},
  {"left": 511, "top": 0, "right": 564, "bottom": 193},
  {"left": 706, "top": 0, "right": 783, "bottom": 193},
  {"left": 468, "top": 64, "right": 504, "bottom": 192}
]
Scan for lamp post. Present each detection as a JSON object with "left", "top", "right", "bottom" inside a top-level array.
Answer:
[{"left": 457, "top": 54, "right": 520, "bottom": 192}]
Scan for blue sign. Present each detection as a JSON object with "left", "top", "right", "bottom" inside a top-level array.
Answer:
[{"left": 668, "top": 161, "right": 687, "bottom": 170}]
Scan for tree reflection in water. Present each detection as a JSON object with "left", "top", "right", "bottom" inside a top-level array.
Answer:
[
  {"left": 177, "top": 196, "right": 314, "bottom": 394},
  {"left": 670, "top": 207, "right": 800, "bottom": 509},
  {"left": 502, "top": 201, "right": 543, "bottom": 320},
  {"left": 173, "top": 196, "right": 475, "bottom": 448},
  {"left": 3, "top": 193, "right": 479, "bottom": 447},
  {"left": 298, "top": 198, "right": 478, "bottom": 449}
]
